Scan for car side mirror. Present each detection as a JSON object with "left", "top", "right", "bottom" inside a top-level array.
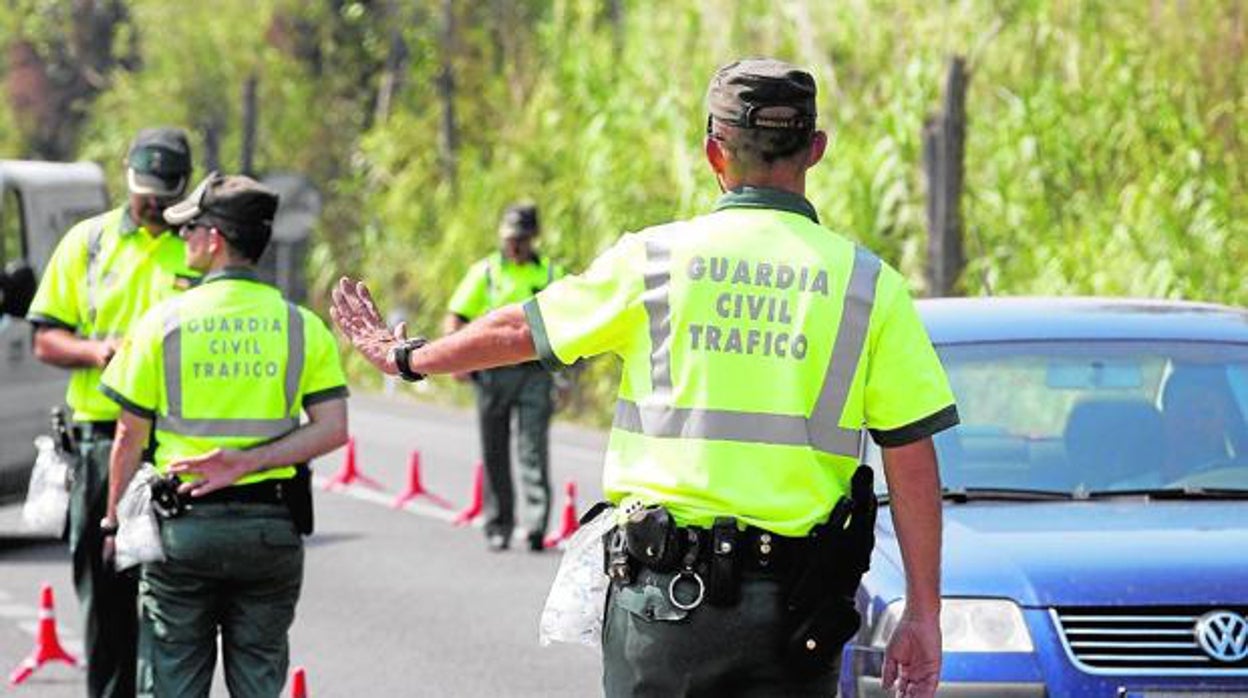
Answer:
[{"left": 0, "top": 261, "right": 36, "bottom": 318}]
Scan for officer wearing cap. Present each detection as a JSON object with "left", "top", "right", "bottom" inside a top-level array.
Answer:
[
  {"left": 99, "top": 173, "right": 349, "bottom": 697},
  {"left": 444, "top": 202, "right": 564, "bottom": 551},
  {"left": 332, "top": 58, "right": 954, "bottom": 697},
  {"left": 27, "top": 126, "right": 197, "bottom": 698}
]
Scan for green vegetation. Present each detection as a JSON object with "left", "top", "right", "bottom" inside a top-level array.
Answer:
[{"left": 3, "top": 1, "right": 1244, "bottom": 416}]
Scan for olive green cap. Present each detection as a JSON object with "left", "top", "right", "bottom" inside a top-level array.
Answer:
[
  {"left": 498, "top": 202, "right": 540, "bottom": 240},
  {"left": 705, "top": 58, "right": 816, "bottom": 131}
]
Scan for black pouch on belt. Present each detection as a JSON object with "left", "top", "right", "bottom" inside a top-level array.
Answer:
[
  {"left": 150, "top": 474, "right": 189, "bottom": 519},
  {"left": 622, "top": 505, "right": 682, "bottom": 571},
  {"left": 286, "top": 464, "right": 314, "bottom": 535},
  {"left": 705, "top": 517, "right": 740, "bottom": 607}
]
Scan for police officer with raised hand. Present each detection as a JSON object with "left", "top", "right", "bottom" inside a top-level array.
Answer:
[
  {"left": 332, "top": 58, "right": 955, "bottom": 698},
  {"left": 444, "top": 202, "right": 564, "bottom": 552},
  {"left": 27, "top": 127, "right": 197, "bottom": 698},
  {"left": 99, "top": 173, "right": 349, "bottom": 697}
]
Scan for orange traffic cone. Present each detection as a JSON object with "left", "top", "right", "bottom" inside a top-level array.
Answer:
[
  {"left": 8, "top": 583, "right": 79, "bottom": 686},
  {"left": 289, "top": 666, "right": 308, "bottom": 697},
  {"left": 323, "top": 436, "right": 384, "bottom": 491},
  {"left": 393, "top": 450, "right": 453, "bottom": 509},
  {"left": 544, "top": 480, "right": 580, "bottom": 549},
  {"left": 452, "top": 461, "right": 485, "bottom": 526}
]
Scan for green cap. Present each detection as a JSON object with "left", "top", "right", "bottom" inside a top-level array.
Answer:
[
  {"left": 126, "top": 127, "right": 192, "bottom": 198},
  {"left": 498, "top": 202, "right": 540, "bottom": 240},
  {"left": 705, "top": 58, "right": 816, "bottom": 131},
  {"left": 164, "top": 172, "right": 279, "bottom": 258}
]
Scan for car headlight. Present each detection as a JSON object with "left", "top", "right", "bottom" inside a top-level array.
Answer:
[{"left": 871, "top": 598, "right": 1034, "bottom": 652}]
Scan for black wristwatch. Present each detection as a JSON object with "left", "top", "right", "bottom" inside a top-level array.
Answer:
[
  {"left": 99, "top": 518, "right": 119, "bottom": 536},
  {"left": 391, "top": 337, "right": 429, "bottom": 383}
]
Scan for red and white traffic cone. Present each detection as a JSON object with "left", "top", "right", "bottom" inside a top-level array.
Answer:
[
  {"left": 544, "top": 480, "right": 580, "bottom": 549},
  {"left": 392, "top": 450, "right": 453, "bottom": 509},
  {"left": 323, "top": 436, "right": 384, "bottom": 491},
  {"left": 452, "top": 461, "right": 485, "bottom": 526},
  {"left": 8, "top": 583, "right": 79, "bottom": 686},
  {"left": 288, "top": 666, "right": 308, "bottom": 697}
]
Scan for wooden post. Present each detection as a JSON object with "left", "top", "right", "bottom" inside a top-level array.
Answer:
[
  {"left": 436, "top": 0, "right": 459, "bottom": 191},
  {"left": 923, "top": 56, "right": 969, "bottom": 297},
  {"left": 240, "top": 73, "right": 258, "bottom": 176}
]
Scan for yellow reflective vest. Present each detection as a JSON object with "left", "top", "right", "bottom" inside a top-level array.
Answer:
[
  {"left": 101, "top": 268, "right": 348, "bottom": 484},
  {"left": 525, "top": 187, "right": 958, "bottom": 536},
  {"left": 448, "top": 251, "right": 563, "bottom": 320},
  {"left": 27, "top": 207, "right": 199, "bottom": 421}
]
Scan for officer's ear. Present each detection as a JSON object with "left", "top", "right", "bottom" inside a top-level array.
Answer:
[
  {"left": 805, "top": 130, "right": 828, "bottom": 169},
  {"left": 705, "top": 136, "right": 729, "bottom": 177}
]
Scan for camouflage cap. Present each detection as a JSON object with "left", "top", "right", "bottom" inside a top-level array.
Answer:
[
  {"left": 705, "top": 58, "right": 816, "bottom": 131},
  {"left": 164, "top": 172, "right": 279, "bottom": 257},
  {"left": 498, "top": 202, "right": 540, "bottom": 240},
  {"left": 126, "top": 127, "right": 192, "bottom": 198}
]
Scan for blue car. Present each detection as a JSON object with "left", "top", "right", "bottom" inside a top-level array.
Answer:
[{"left": 844, "top": 297, "right": 1248, "bottom": 697}]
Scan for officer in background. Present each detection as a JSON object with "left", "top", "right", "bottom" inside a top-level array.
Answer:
[
  {"left": 27, "top": 127, "right": 196, "bottom": 698},
  {"left": 332, "top": 58, "right": 954, "bottom": 697},
  {"left": 99, "top": 174, "right": 349, "bottom": 697},
  {"left": 444, "top": 202, "right": 564, "bottom": 551}
]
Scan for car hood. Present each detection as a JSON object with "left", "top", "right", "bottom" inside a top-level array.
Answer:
[{"left": 873, "top": 500, "right": 1248, "bottom": 607}]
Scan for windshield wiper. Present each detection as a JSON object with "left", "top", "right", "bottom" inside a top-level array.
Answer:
[
  {"left": 880, "top": 487, "right": 1075, "bottom": 505},
  {"left": 1084, "top": 487, "right": 1248, "bottom": 501},
  {"left": 940, "top": 487, "right": 1075, "bottom": 503}
]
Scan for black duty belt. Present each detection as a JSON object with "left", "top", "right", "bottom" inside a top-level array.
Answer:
[
  {"left": 71, "top": 421, "right": 117, "bottom": 439},
  {"left": 193, "top": 479, "right": 288, "bottom": 506},
  {"left": 692, "top": 525, "right": 809, "bottom": 576}
]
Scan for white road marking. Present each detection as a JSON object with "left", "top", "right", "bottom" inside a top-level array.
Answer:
[{"left": 313, "top": 475, "right": 468, "bottom": 525}]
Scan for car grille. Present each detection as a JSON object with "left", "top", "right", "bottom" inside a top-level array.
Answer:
[{"left": 1053, "top": 606, "right": 1248, "bottom": 675}]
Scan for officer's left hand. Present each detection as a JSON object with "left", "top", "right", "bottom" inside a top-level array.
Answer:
[
  {"left": 168, "top": 448, "right": 258, "bottom": 497},
  {"left": 330, "top": 277, "right": 402, "bottom": 376}
]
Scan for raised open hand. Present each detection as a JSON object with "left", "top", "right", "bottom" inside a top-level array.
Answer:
[{"left": 329, "top": 277, "right": 402, "bottom": 375}]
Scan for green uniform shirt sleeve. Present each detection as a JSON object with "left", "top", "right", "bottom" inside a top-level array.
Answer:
[
  {"left": 98, "top": 309, "right": 163, "bottom": 419},
  {"left": 27, "top": 222, "right": 89, "bottom": 331},
  {"left": 447, "top": 260, "right": 490, "bottom": 320},
  {"left": 863, "top": 271, "right": 959, "bottom": 447},
  {"left": 299, "top": 309, "right": 349, "bottom": 408},
  {"left": 526, "top": 235, "right": 645, "bottom": 370}
]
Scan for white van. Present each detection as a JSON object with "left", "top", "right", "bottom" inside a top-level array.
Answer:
[{"left": 0, "top": 160, "right": 109, "bottom": 502}]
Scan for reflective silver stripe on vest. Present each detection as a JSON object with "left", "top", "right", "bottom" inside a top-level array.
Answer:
[
  {"left": 807, "top": 246, "right": 881, "bottom": 455},
  {"left": 616, "top": 245, "right": 881, "bottom": 458},
  {"left": 85, "top": 218, "right": 106, "bottom": 332},
  {"left": 159, "top": 299, "right": 304, "bottom": 439},
  {"left": 642, "top": 240, "right": 674, "bottom": 400}
]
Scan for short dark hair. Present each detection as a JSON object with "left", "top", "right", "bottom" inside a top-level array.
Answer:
[
  {"left": 708, "top": 117, "right": 814, "bottom": 168},
  {"left": 199, "top": 216, "right": 270, "bottom": 263}
]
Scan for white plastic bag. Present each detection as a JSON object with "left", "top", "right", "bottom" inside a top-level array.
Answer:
[
  {"left": 21, "top": 436, "right": 71, "bottom": 537},
  {"left": 114, "top": 464, "right": 165, "bottom": 571},
  {"left": 539, "top": 505, "right": 616, "bottom": 648}
]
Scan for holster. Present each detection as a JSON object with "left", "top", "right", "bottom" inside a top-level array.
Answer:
[
  {"left": 781, "top": 464, "right": 878, "bottom": 674},
  {"left": 286, "top": 464, "right": 314, "bottom": 535}
]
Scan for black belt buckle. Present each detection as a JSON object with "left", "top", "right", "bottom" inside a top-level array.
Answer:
[{"left": 150, "top": 474, "right": 190, "bottom": 519}]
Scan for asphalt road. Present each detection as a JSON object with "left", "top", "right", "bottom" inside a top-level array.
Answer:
[{"left": 0, "top": 393, "right": 610, "bottom": 696}]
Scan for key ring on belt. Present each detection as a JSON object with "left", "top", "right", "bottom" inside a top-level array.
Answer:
[{"left": 668, "top": 528, "right": 704, "bottom": 611}]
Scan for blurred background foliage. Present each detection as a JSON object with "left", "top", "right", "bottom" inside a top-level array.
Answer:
[{"left": 2, "top": 0, "right": 1244, "bottom": 417}]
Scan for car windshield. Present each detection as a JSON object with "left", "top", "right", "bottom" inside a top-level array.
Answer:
[{"left": 875, "top": 341, "right": 1248, "bottom": 496}]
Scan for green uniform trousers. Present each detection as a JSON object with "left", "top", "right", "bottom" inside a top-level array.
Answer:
[
  {"left": 138, "top": 503, "right": 302, "bottom": 698},
  {"left": 69, "top": 425, "right": 139, "bottom": 698},
  {"left": 602, "top": 569, "right": 841, "bottom": 698},
  {"left": 473, "top": 363, "right": 554, "bottom": 544}
]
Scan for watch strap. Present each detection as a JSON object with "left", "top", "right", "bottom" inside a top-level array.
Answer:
[{"left": 394, "top": 338, "right": 428, "bottom": 383}]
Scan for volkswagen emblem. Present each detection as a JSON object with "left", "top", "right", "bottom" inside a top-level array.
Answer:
[{"left": 1194, "top": 611, "right": 1248, "bottom": 663}]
